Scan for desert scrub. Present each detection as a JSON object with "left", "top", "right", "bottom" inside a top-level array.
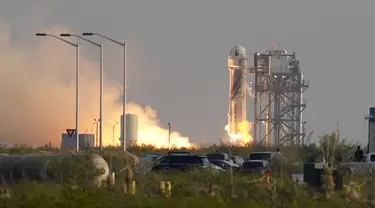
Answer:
[
  {"left": 0, "top": 172, "right": 372, "bottom": 208},
  {"left": 0, "top": 135, "right": 367, "bottom": 207},
  {"left": 0, "top": 186, "right": 370, "bottom": 208}
]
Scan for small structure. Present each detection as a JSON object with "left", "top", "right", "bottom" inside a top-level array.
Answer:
[
  {"left": 61, "top": 134, "right": 95, "bottom": 150},
  {"left": 303, "top": 162, "right": 343, "bottom": 190}
]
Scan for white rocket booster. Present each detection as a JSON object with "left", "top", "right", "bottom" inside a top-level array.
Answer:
[{"left": 227, "top": 45, "right": 248, "bottom": 136}]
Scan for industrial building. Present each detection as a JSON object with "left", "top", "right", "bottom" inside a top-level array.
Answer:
[
  {"left": 61, "top": 133, "right": 95, "bottom": 150},
  {"left": 120, "top": 114, "right": 139, "bottom": 147},
  {"left": 250, "top": 48, "right": 309, "bottom": 145}
]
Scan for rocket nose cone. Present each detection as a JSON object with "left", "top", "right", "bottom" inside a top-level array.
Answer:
[{"left": 230, "top": 45, "right": 247, "bottom": 58}]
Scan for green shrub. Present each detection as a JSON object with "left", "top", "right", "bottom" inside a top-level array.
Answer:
[
  {"left": 0, "top": 170, "right": 372, "bottom": 208},
  {"left": 0, "top": 139, "right": 368, "bottom": 207}
]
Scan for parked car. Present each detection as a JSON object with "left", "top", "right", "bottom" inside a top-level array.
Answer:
[
  {"left": 209, "top": 160, "right": 240, "bottom": 171},
  {"left": 248, "top": 151, "right": 284, "bottom": 162},
  {"left": 206, "top": 153, "right": 232, "bottom": 162},
  {"left": 139, "top": 153, "right": 162, "bottom": 162},
  {"left": 339, "top": 153, "right": 375, "bottom": 173},
  {"left": 240, "top": 160, "right": 270, "bottom": 174},
  {"left": 151, "top": 154, "right": 221, "bottom": 172},
  {"left": 232, "top": 155, "right": 245, "bottom": 167}
]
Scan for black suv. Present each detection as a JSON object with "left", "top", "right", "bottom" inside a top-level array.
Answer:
[
  {"left": 240, "top": 160, "right": 270, "bottom": 174},
  {"left": 151, "top": 154, "right": 210, "bottom": 172}
]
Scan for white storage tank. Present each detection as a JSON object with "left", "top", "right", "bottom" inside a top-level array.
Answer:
[
  {"left": 120, "top": 114, "right": 139, "bottom": 147},
  {"left": 0, "top": 153, "right": 109, "bottom": 187}
]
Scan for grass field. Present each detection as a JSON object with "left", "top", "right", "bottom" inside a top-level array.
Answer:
[
  {"left": 0, "top": 170, "right": 372, "bottom": 208},
  {"left": 0, "top": 137, "right": 373, "bottom": 207}
]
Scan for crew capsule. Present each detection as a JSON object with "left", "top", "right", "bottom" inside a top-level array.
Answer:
[{"left": 228, "top": 45, "right": 248, "bottom": 68}]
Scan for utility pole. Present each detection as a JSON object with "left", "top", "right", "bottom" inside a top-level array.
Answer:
[
  {"left": 112, "top": 122, "right": 119, "bottom": 146},
  {"left": 332, "top": 123, "right": 340, "bottom": 166},
  {"left": 82, "top": 32, "right": 127, "bottom": 151},
  {"left": 168, "top": 122, "right": 171, "bottom": 148},
  {"left": 36, "top": 33, "right": 80, "bottom": 152},
  {"left": 91, "top": 120, "right": 96, "bottom": 134},
  {"left": 95, "top": 119, "right": 100, "bottom": 147},
  {"left": 60, "top": 33, "right": 104, "bottom": 152}
]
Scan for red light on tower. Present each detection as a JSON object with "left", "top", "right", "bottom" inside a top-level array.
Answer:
[{"left": 272, "top": 42, "right": 276, "bottom": 49}]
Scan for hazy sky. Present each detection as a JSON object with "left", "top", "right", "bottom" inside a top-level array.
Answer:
[{"left": 1, "top": 0, "right": 375, "bottom": 146}]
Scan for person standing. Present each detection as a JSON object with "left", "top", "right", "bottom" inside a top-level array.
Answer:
[{"left": 354, "top": 146, "right": 364, "bottom": 162}]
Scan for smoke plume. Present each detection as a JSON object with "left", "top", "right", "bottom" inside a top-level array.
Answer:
[{"left": 0, "top": 22, "right": 193, "bottom": 148}]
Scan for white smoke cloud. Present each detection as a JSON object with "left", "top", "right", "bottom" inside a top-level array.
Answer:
[{"left": 0, "top": 21, "right": 193, "bottom": 148}]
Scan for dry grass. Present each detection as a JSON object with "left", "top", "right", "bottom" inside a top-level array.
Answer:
[{"left": 0, "top": 139, "right": 372, "bottom": 207}]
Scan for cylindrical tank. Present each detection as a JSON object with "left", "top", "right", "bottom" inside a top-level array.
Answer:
[
  {"left": 0, "top": 153, "right": 109, "bottom": 187},
  {"left": 120, "top": 114, "right": 139, "bottom": 147},
  {"left": 227, "top": 45, "right": 248, "bottom": 136}
]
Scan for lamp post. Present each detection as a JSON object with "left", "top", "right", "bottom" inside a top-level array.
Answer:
[
  {"left": 112, "top": 121, "right": 119, "bottom": 146},
  {"left": 82, "top": 32, "right": 127, "bottom": 151},
  {"left": 91, "top": 120, "right": 96, "bottom": 134},
  {"left": 36, "top": 33, "right": 80, "bottom": 152},
  {"left": 94, "top": 118, "right": 100, "bottom": 148},
  {"left": 168, "top": 122, "right": 171, "bottom": 149},
  {"left": 60, "top": 33, "right": 104, "bottom": 152}
]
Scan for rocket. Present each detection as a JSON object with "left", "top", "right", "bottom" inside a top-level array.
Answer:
[{"left": 227, "top": 45, "right": 248, "bottom": 137}]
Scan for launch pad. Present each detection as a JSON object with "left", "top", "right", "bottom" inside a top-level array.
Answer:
[{"left": 226, "top": 45, "right": 309, "bottom": 146}]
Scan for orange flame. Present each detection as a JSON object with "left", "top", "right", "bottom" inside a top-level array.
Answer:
[{"left": 225, "top": 121, "right": 253, "bottom": 146}]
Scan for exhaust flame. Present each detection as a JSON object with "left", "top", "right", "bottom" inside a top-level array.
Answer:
[{"left": 225, "top": 121, "right": 253, "bottom": 146}]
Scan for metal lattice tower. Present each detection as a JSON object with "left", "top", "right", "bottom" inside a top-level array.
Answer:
[{"left": 250, "top": 49, "right": 309, "bottom": 145}]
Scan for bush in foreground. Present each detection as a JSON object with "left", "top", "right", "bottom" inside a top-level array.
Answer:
[{"left": 0, "top": 169, "right": 372, "bottom": 208}]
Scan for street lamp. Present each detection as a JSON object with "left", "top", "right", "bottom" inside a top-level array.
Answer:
[
  {"left": 168, "top": 122, "right": 171, "bottom": 149},
  {"left": 91, "top": 120, "right": 96, "bottom": 134},
  {"left": 61, "top": 33, "right": 104, "bottom": 152},
  {"left": 94, "top": 118, "right": 100, "bottom": 148},
  {"left": 112, "top": 121, "right": 119, "bottom": 146},
  {"left": 36, "top": 33, "right": 80, "bottom": 152},
  {"left": 82, "top": 32, "right": 127, "bottom": 151}
]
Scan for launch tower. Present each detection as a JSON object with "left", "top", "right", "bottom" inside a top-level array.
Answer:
[{"left": 251, "top": 49, "right": 309, "bottom": 145}]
